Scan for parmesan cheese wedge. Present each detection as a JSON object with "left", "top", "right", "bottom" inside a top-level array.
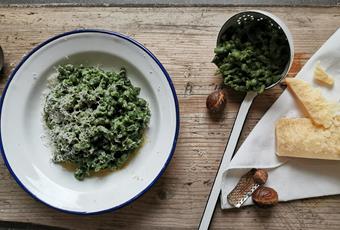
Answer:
[
  {"left": 314, "top": 62, "right": 334, "bottom": 86},
  {"left": 285, "top": 78, "right": 334, "bottom": 128},
  {"left": 276, "top": 117, "right": 340, "bottom": 160}
]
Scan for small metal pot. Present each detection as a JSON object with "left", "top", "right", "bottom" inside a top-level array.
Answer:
[{"left": 217, "top": 10, "right": 294, "bottom": 89}]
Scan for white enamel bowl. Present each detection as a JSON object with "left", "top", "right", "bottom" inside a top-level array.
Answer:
[{"left": 0, "top": 30, "right": 179, "bottom": 214}]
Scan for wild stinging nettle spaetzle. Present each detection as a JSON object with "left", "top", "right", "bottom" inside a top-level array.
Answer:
[{"left": 44, "top": 64, "right": 150, "bottom": 180}]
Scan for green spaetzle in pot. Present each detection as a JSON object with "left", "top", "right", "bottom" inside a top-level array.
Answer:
[
  {"left": 213, "top": 18, "right": 290, "bottom": 93},
  {"left": 44, "top": 64, "right": 150, "bottom": 180}
]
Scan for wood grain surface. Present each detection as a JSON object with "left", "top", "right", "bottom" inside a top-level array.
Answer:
[{"left": 0, "top": 6, "right": 340, "bottom": 230}]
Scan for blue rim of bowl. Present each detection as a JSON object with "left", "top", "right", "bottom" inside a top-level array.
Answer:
[{"left": 0, "top": 29, "right": 180, "bottom": 215}]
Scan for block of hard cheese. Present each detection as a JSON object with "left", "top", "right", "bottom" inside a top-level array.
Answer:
[
  {"left": 276, "top": 117, "right": 340, "bottom": 160},
  {"left": 285, "top": 78, "right": 334, "bottom": 128}
]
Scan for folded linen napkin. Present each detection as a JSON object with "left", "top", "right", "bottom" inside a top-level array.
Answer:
[{"left": 221, "top": 29, "right": 340, "bottom": 209}]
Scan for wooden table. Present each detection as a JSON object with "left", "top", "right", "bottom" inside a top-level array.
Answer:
[{"left": 0, "top": 6, "right": 340, "bottom": 230}]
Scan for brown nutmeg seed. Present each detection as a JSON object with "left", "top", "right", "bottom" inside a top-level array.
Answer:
[
  {"left": 206, "top": 90, "right": 226, "bottom": 113},
  {"left": 253, "top": 169, "right": 268, "bottom": 185},
  {"left": 252, "top": 186, "right": 278, "bottom": 207}
]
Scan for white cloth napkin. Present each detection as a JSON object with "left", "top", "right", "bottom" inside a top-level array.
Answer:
[{"left": 221, "top": 29, "right": 340, "bottom": 209}]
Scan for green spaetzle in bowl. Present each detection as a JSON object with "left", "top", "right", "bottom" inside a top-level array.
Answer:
[{"left": 44, "top": 64, "right": 151, "bottom": 180}]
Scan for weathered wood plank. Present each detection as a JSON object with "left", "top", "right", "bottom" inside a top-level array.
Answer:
[{"left": 0, "top": 6, "right": 340, "bottom": 230}]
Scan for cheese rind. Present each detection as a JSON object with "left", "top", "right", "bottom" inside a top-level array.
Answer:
[
  {"left": 314, "top": 62, "right": 334, "bottom": 86},
  {"left": 276, "top": 117, "right": 340, "bottom": 160},
  {"left": 285, "top": 78, "right": 334, "bottom": 128}
]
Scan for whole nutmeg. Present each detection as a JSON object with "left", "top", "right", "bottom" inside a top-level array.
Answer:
[
  {"left": 252, "top": 186, "right": 278, "bottom": 207},
  {"left": 206, "top": 90, "right": 226, "bottom": 113},
  {"left": 253, "top": 169, "right": 268, "bottom": 185}
]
